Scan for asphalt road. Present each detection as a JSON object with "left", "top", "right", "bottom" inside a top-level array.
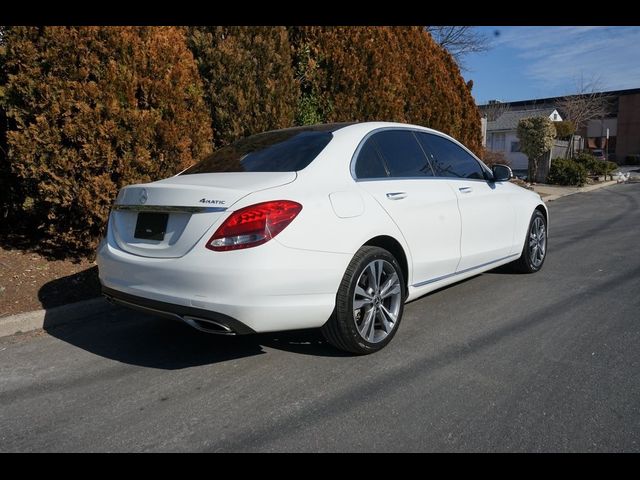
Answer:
[{"left": 2, "top": 183, "right": 640, "bottom": 452}]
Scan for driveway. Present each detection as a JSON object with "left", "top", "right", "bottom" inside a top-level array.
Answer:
[{"left": 1, "top": 183, "right": 639, "bottom": 452}]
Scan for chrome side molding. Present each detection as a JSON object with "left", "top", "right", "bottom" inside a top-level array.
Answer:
[{"left": 412, "top": 253, "right": 519, "bottom": 288}]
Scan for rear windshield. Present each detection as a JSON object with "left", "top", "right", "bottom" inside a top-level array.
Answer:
[{"left": 180, "top": 129, "right": 334, "bottom": 174}]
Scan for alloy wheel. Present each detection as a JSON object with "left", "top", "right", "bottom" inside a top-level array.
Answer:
[
  {"left": 353, "top": 259, "right": 402, "bottom": 343},
  {"left": 529, "top": 216, "right": 547, "bottom": 268}
]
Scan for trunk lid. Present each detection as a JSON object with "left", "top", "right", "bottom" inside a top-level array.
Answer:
[{"left": 110, "top": 172, "right": 296, "bottom": 258}]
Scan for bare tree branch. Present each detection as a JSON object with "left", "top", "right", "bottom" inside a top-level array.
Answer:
[
  {"left": 481, "top": 100, "right": 510, "bottom": 122},
  {"left": 558, "top": 76, "right": 611, "bottom": 132},
  {"left": 558, "top": 75, "right": 612, "bottom": 157},
  {"left": 425, "top": 26, "right": 490, "bottom": 69}
]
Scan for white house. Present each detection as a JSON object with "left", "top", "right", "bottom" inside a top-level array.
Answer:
[{"left": 485, "top": 108, "right": 562, "bottom": 171}]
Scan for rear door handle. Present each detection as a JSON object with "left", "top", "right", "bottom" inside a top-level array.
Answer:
[
  {"left": 386, "top": 192, "right": 408, "bottom": 200},
  {"left": 458, "top": 186, "right": 473, "bottom": 194}
]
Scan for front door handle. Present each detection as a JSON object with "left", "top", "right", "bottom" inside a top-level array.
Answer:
[
  {"left": 386, "top": 192, "right": 408, "bottom": 200},
  {"left": 458, "top": 186, "right": 473, "bottom": 194}
]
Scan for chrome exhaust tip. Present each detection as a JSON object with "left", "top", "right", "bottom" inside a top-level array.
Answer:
[{"left": 182, "top": 316, "right": 236, "bottom": 335}]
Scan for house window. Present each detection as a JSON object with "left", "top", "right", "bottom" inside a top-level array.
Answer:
[
  {"left": 494, "top": 133, "right": 506, "bottom": 151},
  {"left": 553, "top": 113, "right": 559, "bottom": 120},
  {"left": 511, "top": 141, "right": 520, "bottom": 152}
]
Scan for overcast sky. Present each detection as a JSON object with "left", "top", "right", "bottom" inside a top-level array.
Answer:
[{"left": 464, "top": 26, "right": 640, "bottom": 105}]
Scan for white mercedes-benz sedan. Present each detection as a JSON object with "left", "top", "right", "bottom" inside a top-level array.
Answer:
[{"left": 98, "top": 122, "right": 548, "bottom": 354}]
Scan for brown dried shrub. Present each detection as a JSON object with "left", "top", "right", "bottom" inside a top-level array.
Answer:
[
  {"left": 0, "top": 26, "right": 213, "bottom": 256},
  {"left": 479, "top": 147, "right": 511, "bottom": 167},
  {"left": 186, "top": 26, "right": 297, "bottom": 148},
  {"left": 289, "top": 26, "right": 482, "bottom": 154}
]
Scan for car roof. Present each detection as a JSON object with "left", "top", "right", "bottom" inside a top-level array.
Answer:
[
  {"left": 255, "top": 121, "right": 449, "bottom": 138},
  {"left": 331, "top": 120, "right": 445, "bottom": 136},
  {"left": 256, "top": 122, "right": 357, "bottom": 136}
]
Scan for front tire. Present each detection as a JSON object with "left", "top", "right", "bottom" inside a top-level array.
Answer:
[
  {"left": 321, "top": 246, "right": 406, "bottom": 355},
  {"left": 512, "top": 209, "right": 547, "bottom": 273}
]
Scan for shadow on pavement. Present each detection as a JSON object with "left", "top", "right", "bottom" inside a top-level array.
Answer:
[
  {"left": 37, "top": 266, "right": 101, "bottom": 309},
  {"left": 42, "top": 300, "right": 349, "bottom": 370},
  {"left": 485, "top": 264, "right": 518, "bottom": 275}
]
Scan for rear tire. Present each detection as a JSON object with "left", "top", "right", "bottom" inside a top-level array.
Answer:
[
  {"left": 322, "top": 246, "right": 406, "bottom": 355},
  {"left": 511, "top": 209, "right": 547, "bottom": 273}
]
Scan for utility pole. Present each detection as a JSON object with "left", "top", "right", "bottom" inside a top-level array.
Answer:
[{"left": 600, "top": 115, "right": 605, "bottom": 156}]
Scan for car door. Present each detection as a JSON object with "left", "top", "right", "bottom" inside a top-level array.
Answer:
[
  {"left": 416, "top": 132, "right": 517, "bottom": 272},
  {"left": 353, "top": 129, "right": 462, "bottom": 286}
]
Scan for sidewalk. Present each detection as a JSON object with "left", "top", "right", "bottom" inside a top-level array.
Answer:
[
  {"left": 531, "top": 166, "right": 640, "bottom": 202},
  {"left": 532, "top": 180, "right": 618, "bottom": 202},
  {"left": 0, "top": 297, "right": 114, "bottom": 338}
]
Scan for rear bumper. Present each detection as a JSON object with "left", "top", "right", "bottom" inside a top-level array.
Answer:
[
  {"left": 102, "top": 286, "right": 255, "bottom": 334},
  {"left": 97, "top": 231, "right": 352, "bottom": 333}
]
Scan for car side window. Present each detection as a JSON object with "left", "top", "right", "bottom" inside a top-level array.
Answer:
[
  {"left": 417, "top": 132, "right": 486, "bottom": 180},
  {"left": 354, "top": 139, "right": 388, "bottom": 179},
  {"left": 372, "top": 130, "right": 435, "bottom": 177}
]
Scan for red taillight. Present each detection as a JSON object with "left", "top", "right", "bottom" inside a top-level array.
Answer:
[{"left": 206, "top": 200, "right": 302, "bottom": 251}]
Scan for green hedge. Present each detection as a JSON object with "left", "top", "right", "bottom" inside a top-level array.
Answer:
[
  {"left": 573, "top": 152, "right": 599, "bottom": 173},
  {"left": 547, "top": 158, "right": 588, "bottom": 186},
  {"left": 593, "top": 160, "right": 618, "bottom": 177},
  {"left": 573, "top": 152, "right": 617, "bottom": 177}
]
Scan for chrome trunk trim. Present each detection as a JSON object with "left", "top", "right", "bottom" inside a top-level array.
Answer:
[{"left": 112, "top": 204, "right": 227, "bottom": 213}]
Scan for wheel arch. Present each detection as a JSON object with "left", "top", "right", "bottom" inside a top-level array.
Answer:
[
  {"left": 534, "top": 202, "right": 549, "bottom": 232},
  {"left": 362, "top": 235, "right": 410, "bottom": 290}
]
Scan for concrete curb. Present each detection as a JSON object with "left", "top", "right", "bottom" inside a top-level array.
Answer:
[
  {"left": 0, "top": 297, "right": 115, "bottom": 338},
  {"left": 540, "top": 180, "right": 618, "bottom": 202}
]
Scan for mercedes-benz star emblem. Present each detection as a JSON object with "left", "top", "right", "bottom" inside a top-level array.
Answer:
[{"left": 139, "top": 189, "right": 148, "bottom": 204}]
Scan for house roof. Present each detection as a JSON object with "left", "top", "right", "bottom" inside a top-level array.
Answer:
[
  {"left": 478, "top": 87, "right": 640, "bottom": 110},
  {"left": 487, "top": 108, "right": 559, "bottom": 131}
]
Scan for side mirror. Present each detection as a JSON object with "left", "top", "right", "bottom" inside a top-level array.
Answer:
[{"left": 491, "top": 164, "right": 513, "bottom": 182}]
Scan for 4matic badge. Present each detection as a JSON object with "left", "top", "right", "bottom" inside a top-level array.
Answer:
[{"left": 199, "top": 198, "right": 226, "bottom": 205}]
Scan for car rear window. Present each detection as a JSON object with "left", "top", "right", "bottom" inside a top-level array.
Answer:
[{"left": 180, "top": 129, "right": 334, "bottom": 174}]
